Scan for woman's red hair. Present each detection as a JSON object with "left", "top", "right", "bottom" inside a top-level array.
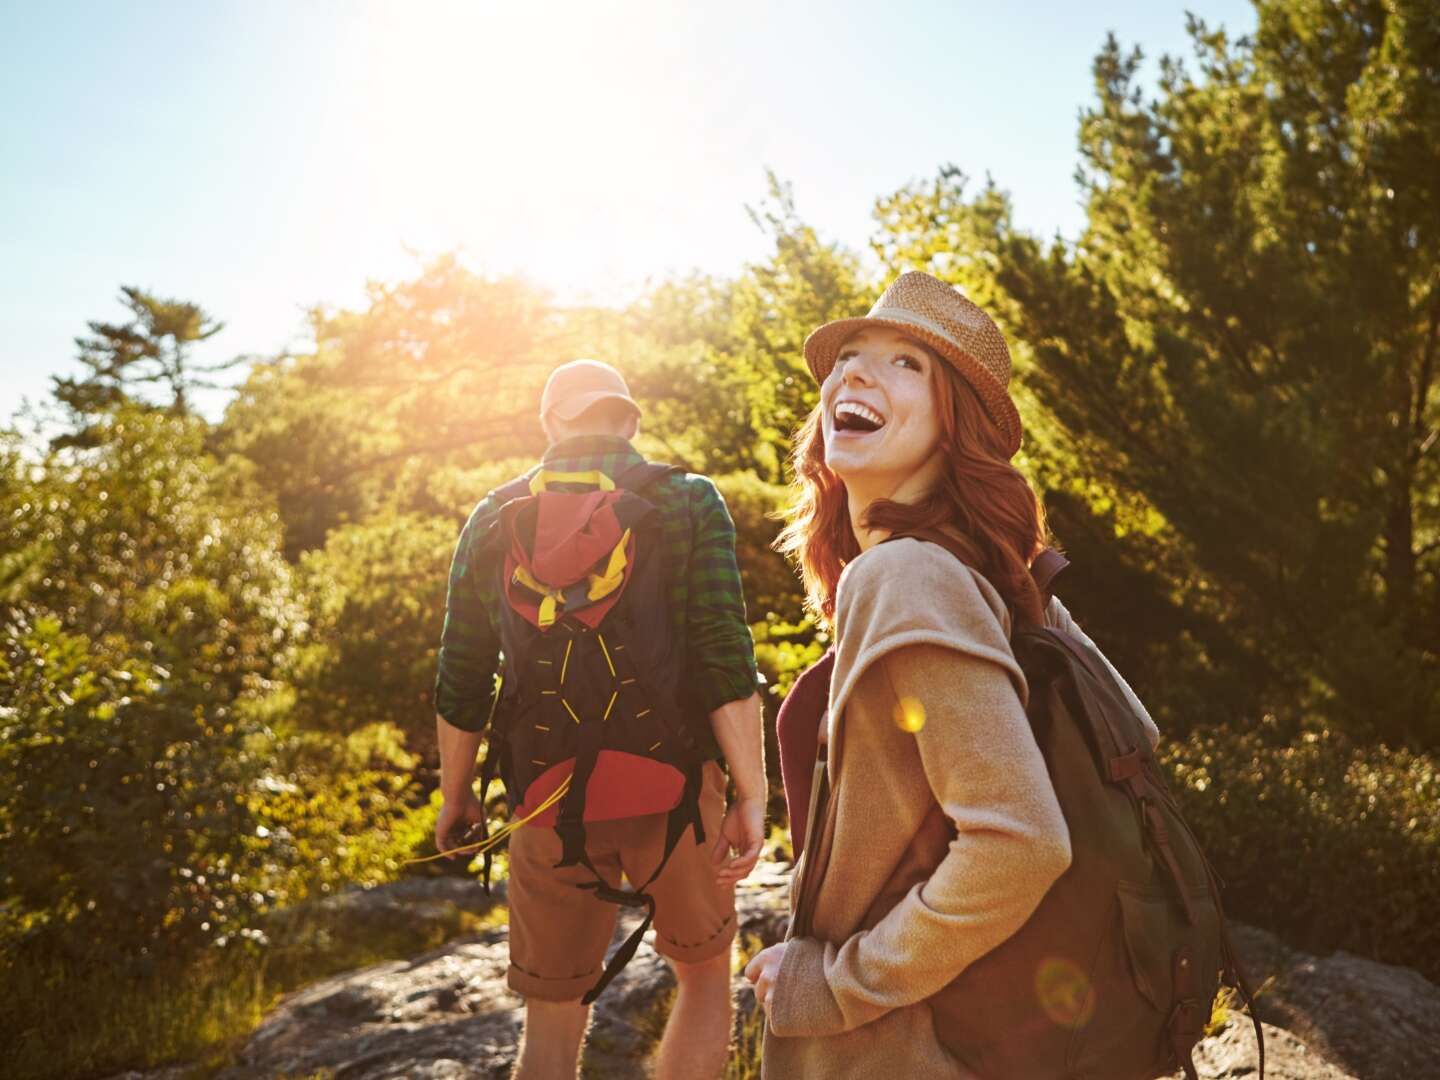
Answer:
[{"left": 775, "top": 352, "right": 1052, "bottom": 626}]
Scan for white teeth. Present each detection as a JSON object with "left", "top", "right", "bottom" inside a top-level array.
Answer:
[{"left": 835, "top": 401, "right": 885, "bottom": 428}]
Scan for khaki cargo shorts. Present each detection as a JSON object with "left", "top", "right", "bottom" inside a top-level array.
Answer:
[{"left": 505, "top": 760, "right": 738, "bottom": 1001}]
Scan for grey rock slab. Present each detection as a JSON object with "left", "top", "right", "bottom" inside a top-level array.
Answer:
[
  {"left": 116, "top": 870, "right": 1429, "bottom": 1080},
  {"left": 209, "top": 876, "right": 792, "bottom": 1080},
  {"left": 1162, "top": 1020, "right": 1358, "bottom": 1079},
  {"left": 1228, "top": 924, "right": 1440, "bottom": 1080}
]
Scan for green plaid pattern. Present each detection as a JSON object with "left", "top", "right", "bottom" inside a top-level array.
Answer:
[{"left": 434, "top": 435, "right": 758, "bottom": 758}]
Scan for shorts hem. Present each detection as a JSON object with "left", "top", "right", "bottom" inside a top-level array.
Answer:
[
  {"left": 653, "top": 913, "right": 738, "bottom": 964},
  {"left": 507, "top": 963, "right": 600, "bottom": 1003}
]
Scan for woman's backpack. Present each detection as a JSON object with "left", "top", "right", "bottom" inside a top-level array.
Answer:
[
  {"left": 471, "top": 463, "right": 710, "bottom": 1004},
  {"left": 909, "top": 532, "right": 1264, "bottom": 1080}
]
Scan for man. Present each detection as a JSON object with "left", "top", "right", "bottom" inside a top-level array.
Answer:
[{"left": 434, "top": 358, "right": 766, "bottom": 1080}]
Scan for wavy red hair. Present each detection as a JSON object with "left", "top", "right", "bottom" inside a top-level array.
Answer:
[{"left": 775, "top": 350, "right": 1053, "bottom": 626}]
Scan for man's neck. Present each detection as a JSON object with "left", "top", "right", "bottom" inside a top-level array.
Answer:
[{"left": 543, "top": 432, "right": 635, "bottom": 459}]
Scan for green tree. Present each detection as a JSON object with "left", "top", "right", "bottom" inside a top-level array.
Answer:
[
  {"left": 0, "top": 409, "right": 419, "bottom": 980},
  {"left": 51, "top": 287, "right": 234, "bottom": 446},
  {"left": 876, "top": 1, "right": 1440, "bottom": 743},
  {"left": 293, "top": 513, "right": 458, "bottom": 751},
  {"left": 221, "top": 257, "right": 553, "bottom": 556},
  {"left": 725, "top": 174, "right": 873, "bottom": 482}
]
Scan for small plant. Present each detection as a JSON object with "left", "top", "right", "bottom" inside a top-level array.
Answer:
[
  {"left": 727, "top": 990, "right": 766, "bottom": 1080},
  {"left": 1205, "top": 976, "right": 1274, "bottom": 1038},
  {"left": 728, "top": 932, "right": 769, "bottom": 1079}
]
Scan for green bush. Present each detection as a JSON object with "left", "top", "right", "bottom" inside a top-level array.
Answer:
[
  {"left": 1162, "top": 723, "right": 1440, "bottom": 980},
  {"left": 0, "top": 609, "right": 271, "bottom": 970},
  {"left": 0, "top": 609, "right": 425, "bottom": 971},
  {"left": 294, "top": 513, "right": 458, "bottom": 750},
  {"left": 0, "top": 410, "right": 435, "bottom": 1079}
]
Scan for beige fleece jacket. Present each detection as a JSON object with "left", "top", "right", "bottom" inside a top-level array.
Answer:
[{"left": 762, "top": 539, "right": 1158, "bottom": 1079}]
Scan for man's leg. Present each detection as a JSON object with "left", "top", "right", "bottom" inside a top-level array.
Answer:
[
  {"left": 513, "top": 999, "right": 591, "bottom": 1080},
  {"left": 507, "top": 821, "right": 626, "bottom": 1080},
  {"left": 652, "top": 948, "right": 734, "bottom": 1080},
  {"left": 623, "top": 763, "right": 739, "bottom": 1080}
]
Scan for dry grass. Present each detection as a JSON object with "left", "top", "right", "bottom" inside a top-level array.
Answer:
[{"left": 4, "top": 896, "right": 501, "bottom": 1080}]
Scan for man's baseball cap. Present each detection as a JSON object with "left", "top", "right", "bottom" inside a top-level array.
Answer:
[{"left": 540, "top": 359, "right": 641, "bottom": 422}]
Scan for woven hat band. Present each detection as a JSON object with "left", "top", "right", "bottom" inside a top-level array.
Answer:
[{"left": 866, "top": 306, "right": 1003, "bottom": 380}]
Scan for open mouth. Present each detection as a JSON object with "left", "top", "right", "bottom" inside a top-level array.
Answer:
[{"left": 834, "top": 400, "right": 886, "bottom": 434}]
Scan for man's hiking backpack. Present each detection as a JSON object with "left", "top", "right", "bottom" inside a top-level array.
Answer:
[
  {"left": 470, "top": 464, "right": 710, "bottom": 1004},
  {"left": 875, "top": 532, "right": 1263, "bottom": 1080}
]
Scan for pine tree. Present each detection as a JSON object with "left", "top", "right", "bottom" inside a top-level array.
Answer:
[
  {"left": 51, "top": 286, "right": 231, "bottom": 445},
  {"left": 876, "top": 0, "right": 1440, "bottom": 743}
]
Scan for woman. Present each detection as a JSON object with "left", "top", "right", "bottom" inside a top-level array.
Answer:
[{"left": 744, "top": 271, "right": 1158, "bottom": 1078}]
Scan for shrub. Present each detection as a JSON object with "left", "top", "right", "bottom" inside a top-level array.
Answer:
[
  {"left": 294, "top": 513, "right": 458, "bottom": 750},
  {"left": 1162, "top": 723, "right": 1440, "bottom": 980}
]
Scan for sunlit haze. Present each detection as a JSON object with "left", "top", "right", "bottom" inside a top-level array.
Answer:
[{"left": 1, "top": 0, "right": 1257, "bottom": 420}]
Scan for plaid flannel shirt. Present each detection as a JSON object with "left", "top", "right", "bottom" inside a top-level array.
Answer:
[{"left": 434, "top": 435, "right": 759, "bottom": 759}]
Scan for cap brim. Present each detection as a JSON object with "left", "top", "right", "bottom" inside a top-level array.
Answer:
[
  {"left": 546, "top": 390, "right": 641, "bottom": 422},
  {"left": 803, "top": 313, "right": 1023, "bottom": 459}
]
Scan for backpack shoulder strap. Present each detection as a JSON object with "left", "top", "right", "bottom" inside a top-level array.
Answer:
[
  {"left": 615, "top": 461, "right": 683, "bottom": 493},
  {"left": 1030, "top": 547, "right": 1070, "bottom": 606},
  {"left": 489, "top": 472, "right": 536, "bottom": 508}
]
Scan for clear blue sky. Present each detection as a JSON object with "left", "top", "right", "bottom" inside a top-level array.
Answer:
[{"left": 0, "top": 0, "right": 1257, "bottom": 421}]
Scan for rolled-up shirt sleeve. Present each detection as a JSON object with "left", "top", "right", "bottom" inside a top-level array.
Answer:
[
  {"left": 683, "top": 477, "right": 760, "bottom": 713},
  {"left": 434, "top": 499, "right": 502, "bottom": 732}
]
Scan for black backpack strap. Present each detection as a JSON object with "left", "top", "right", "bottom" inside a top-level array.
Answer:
[
  {"left": 577, "top": 761, "right": 706, "bottom": 1005},
  {"left": 474, "top": 739, "right": 505, "bottom": 895},
  {"left": 614, "top": 461, "right": 683, "bottom": 493},
  {"left": 490, "top": 473, "right": 536, "bottom": 506},
  {"left": 553, "top": 699, "right": 607, "bottom": 870}
]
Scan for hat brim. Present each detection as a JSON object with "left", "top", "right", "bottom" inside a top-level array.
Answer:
[
  {"left": 803, "top": 312, "right": 1023, "bottom": 459},
  {"left": 546, "top": 390, "right": 642, "bottom": 423}
]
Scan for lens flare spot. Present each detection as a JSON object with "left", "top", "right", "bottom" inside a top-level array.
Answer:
[
  {"left": 1036, "top": 957, "right": 1096, "bottom": 1028},
  {"left": 892, "top": 696, "right": 926, "bottom": 733}
]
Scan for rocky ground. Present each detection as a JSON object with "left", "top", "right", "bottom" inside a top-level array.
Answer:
[{"left": 105, "top": 865, "right": 1440, "bottom": 1080}]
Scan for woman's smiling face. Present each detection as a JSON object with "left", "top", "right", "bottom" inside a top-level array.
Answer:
[{"left": 820, "top": 326, "right": 945, "bottom": 494}]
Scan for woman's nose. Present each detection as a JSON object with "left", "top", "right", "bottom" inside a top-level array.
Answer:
[{"left": 841, "top": 356, "right": 875, "bottom": 386}]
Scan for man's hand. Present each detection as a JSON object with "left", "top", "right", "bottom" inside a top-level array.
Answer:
[
  {"left": 711, "top": 795, "right": 765, "bottom": 887},
  {"left": 435, "top": 788, "right": 486, "bottom": 859},
  {"left": 744, "top": 941, "right": 788, "bottom": 1012}
]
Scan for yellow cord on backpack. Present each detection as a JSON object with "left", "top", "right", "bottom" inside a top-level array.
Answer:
[
  {"left": 404, "top": 775, "right": 573, "bottom": 866},
  {"left": 511, "top": 529, "right": 631, "bottom": 630},
  {"left": 529, "top": 470, "right": 614, "bottom": 495},
  {"left": 587, "top": 529, "right": 631, "bottom": 601}
]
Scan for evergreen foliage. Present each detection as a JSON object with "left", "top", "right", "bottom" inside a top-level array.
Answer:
[
  {"left": 51, "top": 287, "right": 237, "bottom": 447},
  {"left": 874, "top": 1, "right": 1440, "bottom": 743}
]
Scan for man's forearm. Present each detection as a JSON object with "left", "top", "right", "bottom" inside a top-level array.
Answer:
[
  {"left": 436, "top": 713, "right": 486, "bottom": 800},
  {"left": 709, "top": 692, "right": 766, "bottom": 801}
]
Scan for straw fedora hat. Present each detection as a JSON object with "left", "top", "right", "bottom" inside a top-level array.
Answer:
[{"left": 804, "top": 271, "right": 1023, "bottom": 458}]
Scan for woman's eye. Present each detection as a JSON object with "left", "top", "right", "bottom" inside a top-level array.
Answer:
[
  {"left": 835, "top": 352, "right": 855, "bottom": 367},
  {"left": 894, "top": 354, "right": 922, "bottom": 371}
]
